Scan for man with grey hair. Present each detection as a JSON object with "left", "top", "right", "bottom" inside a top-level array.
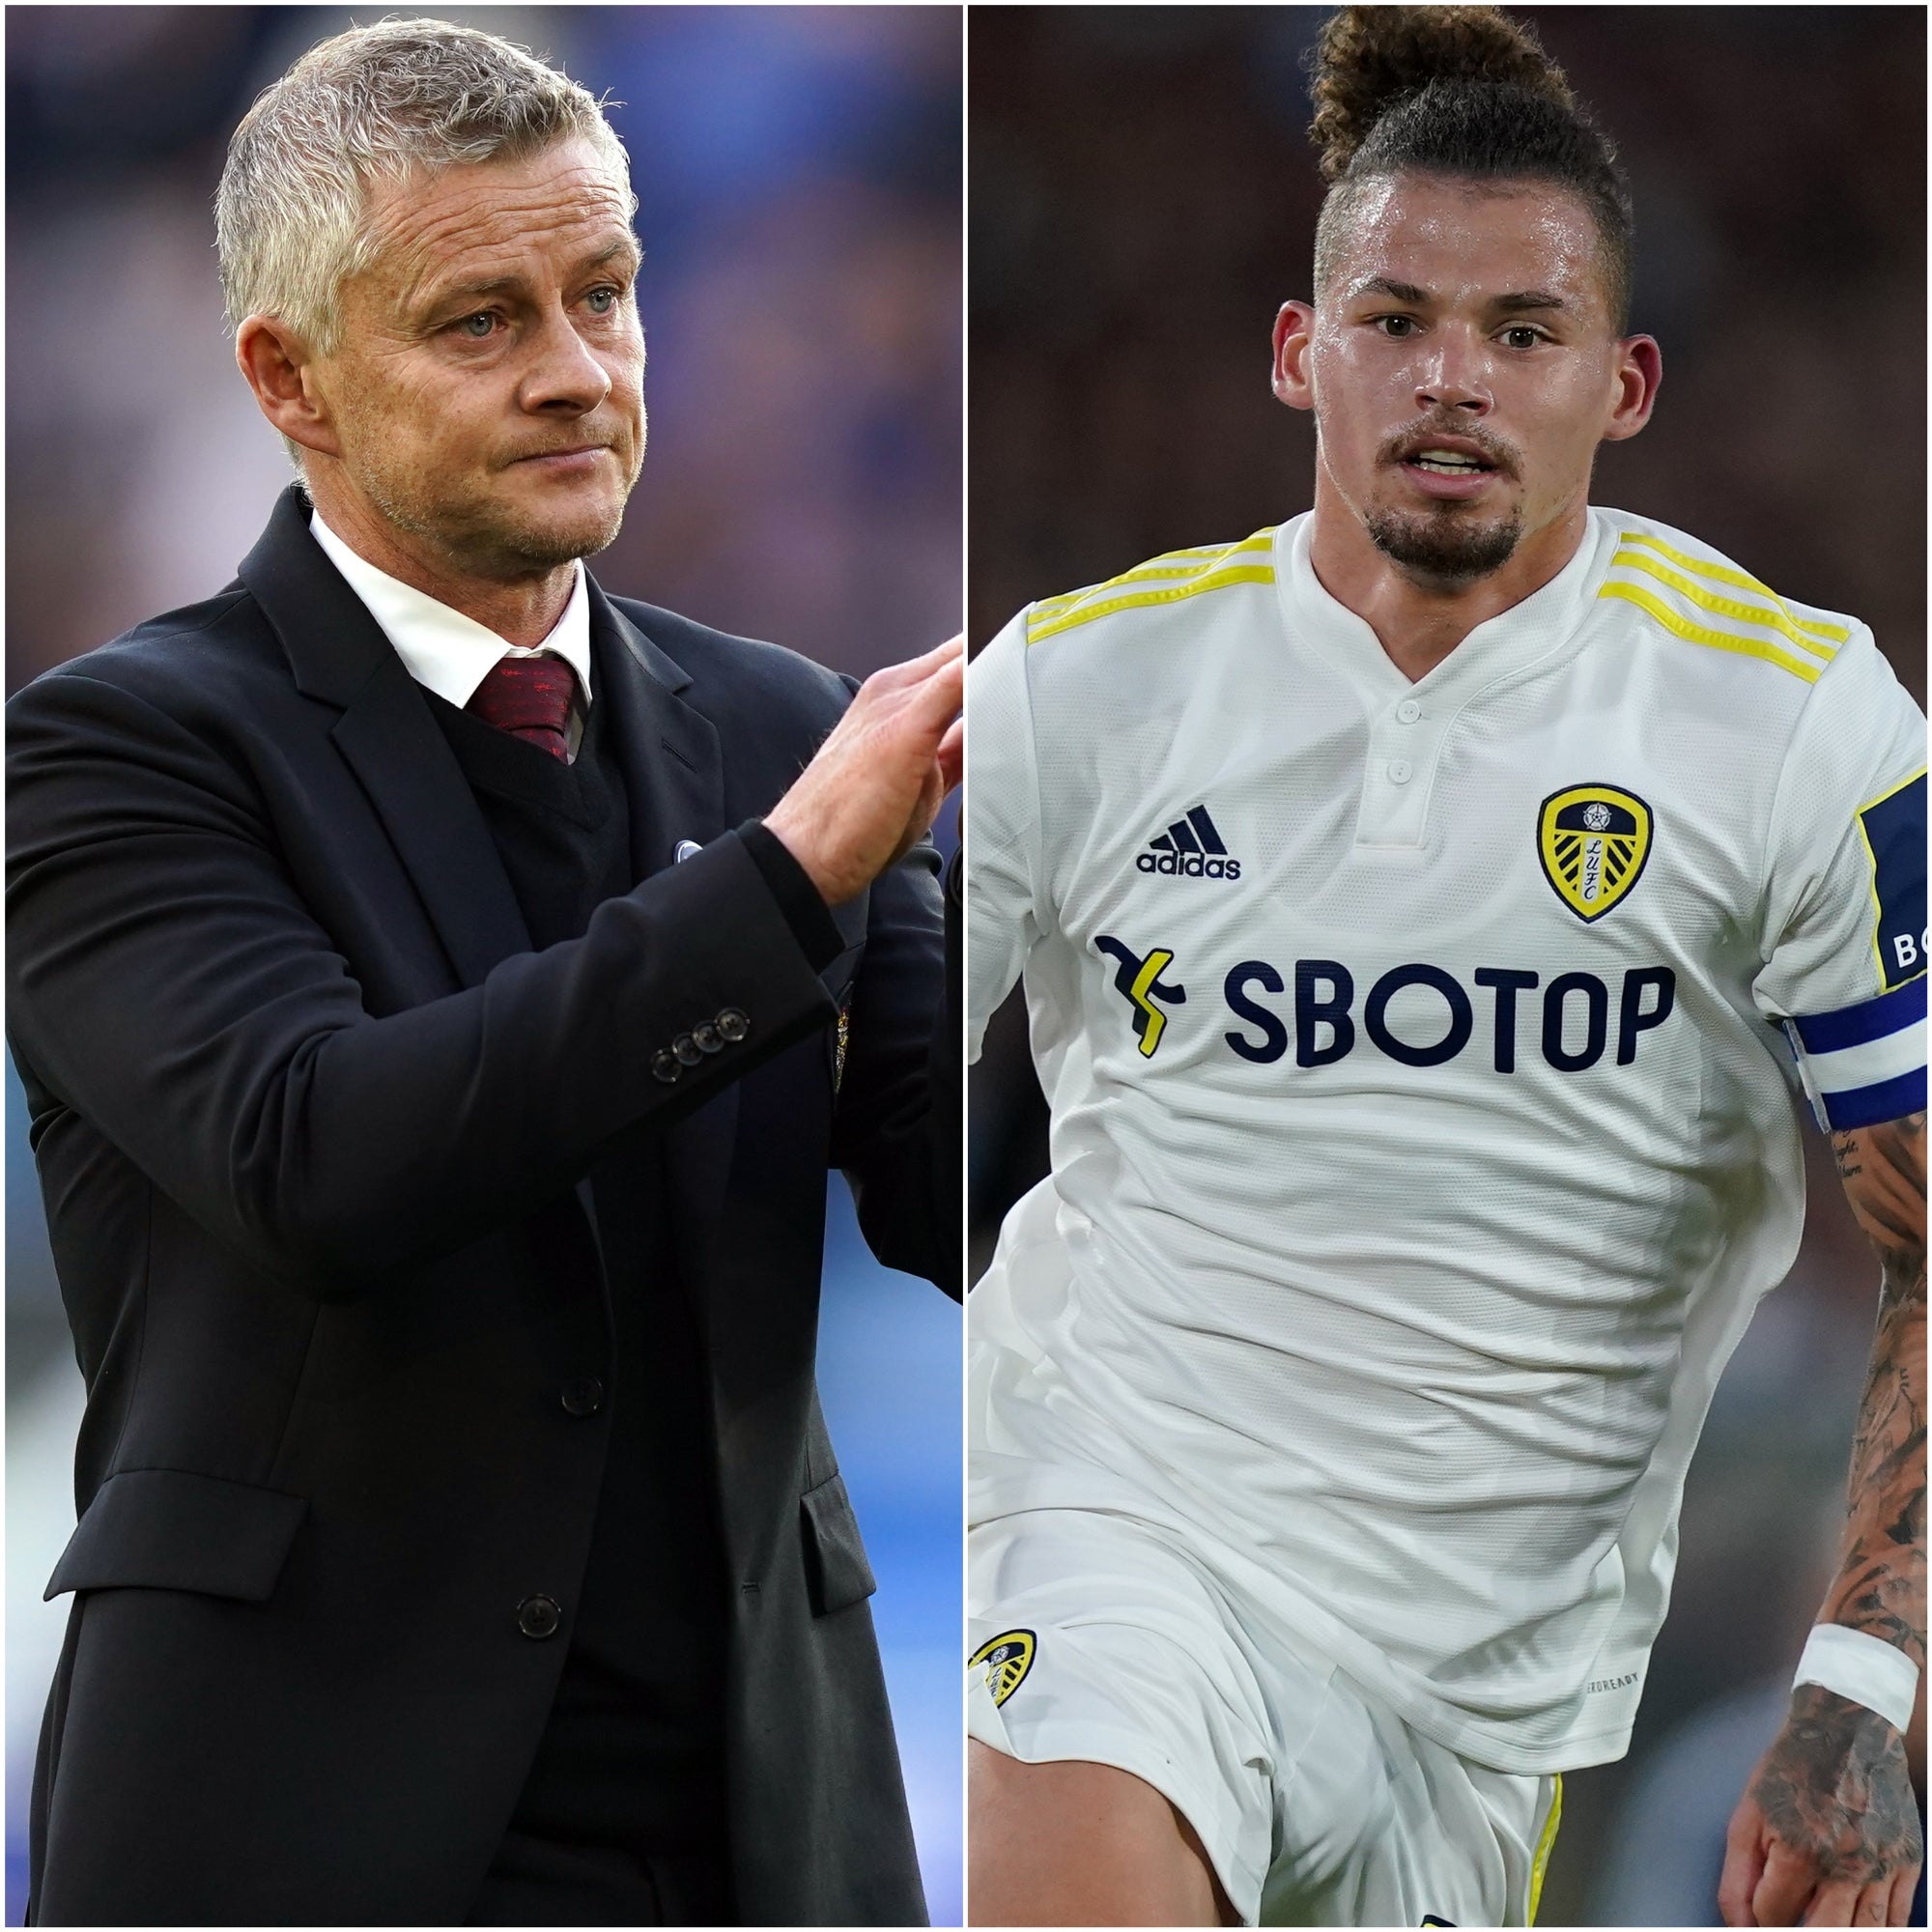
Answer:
[{"left": 8, "top": 19, "right": 959, "bottom": 1927}]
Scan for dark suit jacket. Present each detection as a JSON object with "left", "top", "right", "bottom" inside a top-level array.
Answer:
[{"left": 6, "top": 488, "right": 957, "bottom": 1926}]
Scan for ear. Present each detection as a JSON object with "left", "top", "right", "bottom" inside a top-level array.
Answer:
[
  {"left": 1271, "top": 301, "right": 1318, "bottom": 412},
  {"left": 1601, "top": 333, "right": 1662, "bottom": 443},
  {"left": 236, "top": 315, "right": 342, "bottom": 459}
]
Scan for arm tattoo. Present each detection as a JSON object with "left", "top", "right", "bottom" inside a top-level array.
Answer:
[
  {"left": 1742, "top": 1114, "right": 1926, "bottom": 1890},
  {"left": 1823, "top": 1110, "right": 1925, "bottom": 1672}
]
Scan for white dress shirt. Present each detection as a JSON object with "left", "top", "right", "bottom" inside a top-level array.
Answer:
[{"left": 310, "top": 510, "right": 594, "bottom": 757}]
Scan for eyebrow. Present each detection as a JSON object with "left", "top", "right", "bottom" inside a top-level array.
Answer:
[
  {"left": 418, "top": 236, "right": 641, "bottom": 313},
  {"left": 1353, "top": 275, "right": 1431, "bottom": 305},
  {"left": 1350, "top": 275, "right": 1571, "bottom": 315}
]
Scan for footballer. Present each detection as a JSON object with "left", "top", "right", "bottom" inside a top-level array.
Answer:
[{"left": 964, "top": 9, "right": 1926, "bottom": 1927}]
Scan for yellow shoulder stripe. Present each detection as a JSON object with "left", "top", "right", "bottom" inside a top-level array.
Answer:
[
  {"left": 1607, "top": 549, "right": 1838, "bottom": 663},
  {"left": 1612, "top": 531, "right": 1849, "bottom": 641},
  {"left": 1027, "top": 532, "right": 1276, "bottom": 645},
  {"left": 1031, "top": 542, "right": 1235, "bottom": 618},
  {"left": 1599, "top": 582, "right": 1823, "bottom": 684}
]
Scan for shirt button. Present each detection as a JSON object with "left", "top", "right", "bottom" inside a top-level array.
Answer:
[
  {"left": 650, "top": 1050, "right": 681, "bottom": 1084},
  {"left": 672, "top": 1032, "right": 704, "bottom": 1066},
  {"left": 693, "top": 1022, "right": 723, "bottom": 1054},
  {"left": 517, "top": 1595, "right": 562, "bottom": 1639},
  {"left": 560, "top": 1378, "right": 603, "bottom": 1417},
  {"left": 1387, "top": 759, "right": 1413, "bottom": 784},
  {"left": 716, "top": 1009, "right": 751, "bottom": 1043},
  {"left": 1396, "top": 698, "right": 1422, "bottom": 724}
]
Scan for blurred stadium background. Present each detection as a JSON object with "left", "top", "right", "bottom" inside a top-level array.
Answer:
[
  {"left": 6, "top": 7, "right": 961, "bottom": 1925},
  {"left": 967, "top": 7, "right": 1924, "bottom": 1927}
]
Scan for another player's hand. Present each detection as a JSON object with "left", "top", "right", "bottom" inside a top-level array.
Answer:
[
  {"left": 765, "top": 635, "right": 963, "bottom": 906},
  {"left": 1719, "top": 1687, "right": 1923, "bottom": 1926}
]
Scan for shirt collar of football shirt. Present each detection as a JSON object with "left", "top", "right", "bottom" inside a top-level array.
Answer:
[
  {"left": 1282, "top": 508, "right": 1614, "bottom": 713},
  {"left": 1278, "top": 509, "right": 1617, "bottom": 848}
]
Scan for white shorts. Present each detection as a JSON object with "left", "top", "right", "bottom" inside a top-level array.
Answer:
[{"left": 967, "top": 1508, "right": 1563, "bottom": 1928}]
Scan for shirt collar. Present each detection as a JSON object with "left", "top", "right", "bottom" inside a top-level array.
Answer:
[
  {"left": 1277, "top": 507, "right": 1612, "bottom": 706},
  {"left": 309, "top": 509, "right": 594, "bottom": 711}
]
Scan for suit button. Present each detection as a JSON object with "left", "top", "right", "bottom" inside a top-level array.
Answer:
[
  {"left": 693, "top": 1022, "right": 723, "bottom": 1054},
  {"left": 517, "top": 1595, "right": 562, "bottom": 1639},
  {"left": 651, "top": 1050, "right": 681, "bottom": 1084},
  {"left": 672, "top": 1032, "right": 704, "bottom": 1066},
  {"left": 560, "top": 1378, "right": 603, "bottom": 1416},
  {"left": 716, "top": 1008, "right": 751, "bottom": 1043}
]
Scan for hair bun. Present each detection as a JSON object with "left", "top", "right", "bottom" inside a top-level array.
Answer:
[{"left": 1309, "top": 6, "right": 1575, "bottom": 182}]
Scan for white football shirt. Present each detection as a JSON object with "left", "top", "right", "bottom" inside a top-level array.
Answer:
[{"left": 967, "top": 507, "right": 1927, "bottom": 1773}]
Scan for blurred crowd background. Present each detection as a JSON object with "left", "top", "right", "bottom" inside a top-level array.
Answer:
[
  {"left": 6, "top": 7, "right": 960, "bottom": 1924},
  {"left": 968, "top": 7, "right": 1924, "bottom": 1927}
]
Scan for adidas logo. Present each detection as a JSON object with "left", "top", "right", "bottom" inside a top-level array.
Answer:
[{"left": 1137, "top": 806, "right": 1241, "bottom": 880}]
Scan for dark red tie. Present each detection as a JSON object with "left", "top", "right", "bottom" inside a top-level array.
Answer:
[{"left": 467, "top": 655, "right": 577, "bottom": 761}]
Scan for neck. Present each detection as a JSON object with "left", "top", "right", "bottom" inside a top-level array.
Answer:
[
  {"left": 305, "top": 471, "right": 577, "bottom": 649},
  {"left": 1306, "top": 470, "right": 1587, "bottom": 682}
]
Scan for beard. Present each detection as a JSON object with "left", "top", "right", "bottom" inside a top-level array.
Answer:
[
  {"left": 1360, "top": 414, "right": 1524, "bottom": 586},
  {"left": 1363, "top": 500, "right": 1522, "bottom": 585}
]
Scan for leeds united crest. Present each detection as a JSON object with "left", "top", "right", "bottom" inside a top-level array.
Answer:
[
  {"left": 1538, "top": 784, "right": 1654, "bottom": 922},
  {"left": 968, "top": 1629, "right": 1037, "bottom": 1708}
]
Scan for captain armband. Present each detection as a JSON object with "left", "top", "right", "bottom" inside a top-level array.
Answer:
[{"left": 1783, "top": 976, "right": 1926, "bottom": 1134}]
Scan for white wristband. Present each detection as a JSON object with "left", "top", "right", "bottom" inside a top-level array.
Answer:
[{"left": 1792, "top": 1624, "right": 1920, "bottom": 1735}]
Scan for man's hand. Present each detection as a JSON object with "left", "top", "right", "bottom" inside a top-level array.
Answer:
[
  {"left": 767, "top": 635, "right": 963, "bottom": 906},
  {"left": 1720, "top": 1686, "right": 1922, "bottom": 1925}
]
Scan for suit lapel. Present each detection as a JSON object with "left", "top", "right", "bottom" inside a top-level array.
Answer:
[
  {"left": 330, "top": 668, "right": 532, "bottom": 986},
  {"left": 590, "top": 583, "right": 725, "bottom": 884},
  {"left": 589, "top": 587, "right": 741, "bottom": 1284},
  {"left": 594, "top": 601, "right": 815, "bottom": 1580},
  {"left": 239, "top": 487, "right": 529, "bottom": 990}
]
